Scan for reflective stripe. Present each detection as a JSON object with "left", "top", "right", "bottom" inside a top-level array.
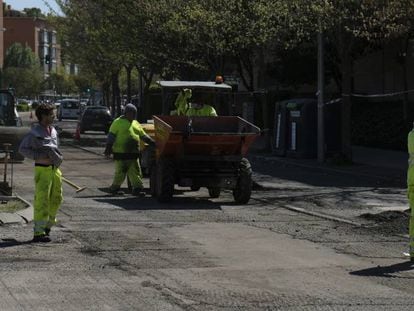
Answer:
[
  {"left": 409, "top": 155, "right": 414, "bottom": 166},
  {"left": 34, "top": 220, "right": 47, "bottom": 234}
]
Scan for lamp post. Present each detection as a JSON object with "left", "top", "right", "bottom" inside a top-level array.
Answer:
[
  {"left": 139, "top": 66, "right": 144, "bottom": 110},
  {"left": 317, "top": 18, "right": 325, "bottom": 163}
]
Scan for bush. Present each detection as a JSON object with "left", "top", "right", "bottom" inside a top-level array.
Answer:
[
  {"left": 351, "top": 99, "right": 410, "bottom": 151},
  {"left": 16, "top": 102, "right": 30, "bottom": 112}
]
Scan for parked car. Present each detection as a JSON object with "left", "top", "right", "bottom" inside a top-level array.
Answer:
[
  {"left": 79, "top": 106, "right": 113, "bottom": 134},
  {"left": 57, "top": 99, "right": 81, "bottom": 120}
]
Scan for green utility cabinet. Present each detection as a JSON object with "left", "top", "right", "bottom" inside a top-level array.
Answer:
[{"left": 272, "top": 98, "right": 341, "bottom": 159}]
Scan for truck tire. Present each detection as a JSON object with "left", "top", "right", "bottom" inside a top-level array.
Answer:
[
  {"left": 156, "top": 157, "right": 175, "bottom": 203},
  {"left": 208, "top": 187, "right": 221, "bottom": 198},
  {"left": 149, "top": 164, "right": 157, "bottom": 197},
  {"left": 233, "top": 158, "right": 252, "bottom": 204}
]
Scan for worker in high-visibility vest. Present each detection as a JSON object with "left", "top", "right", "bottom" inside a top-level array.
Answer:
[
  {"left": 104, "top": 104, "right": 155, "bottom": 195},
  {"left": 173, "top": 89, "right": 217, "bottom": 117},
  {"left": 172, "top": 88, "right": 192, "bottom": 116},
  {"left": 186, "top": 98, "right": 217, "bottom": 117},
  {"left": 408, "top": 124, "right": 414, "bottom": 261}
]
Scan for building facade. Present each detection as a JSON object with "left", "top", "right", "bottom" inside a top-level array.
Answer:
[
  {"left": 3, "top": 4, "right": 61, "bottom": 77},
  {"left": 0, "top": 0, "right": 4, "bottom": 67}
]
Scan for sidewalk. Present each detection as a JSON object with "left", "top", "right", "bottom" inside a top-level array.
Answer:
[
  {"left": 0, "top": 144, "right": 409, "bottom": 225},
  {"left": 352, "top": 145, "right": 407, "bottom": 171}
]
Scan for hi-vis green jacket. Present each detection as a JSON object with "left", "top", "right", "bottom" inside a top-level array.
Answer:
[{"left": 107, "top": 117, "right": 147, "bottom": 156}]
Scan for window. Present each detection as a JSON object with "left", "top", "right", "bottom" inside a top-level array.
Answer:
[
  {"left": 62, "top": 101, "right": 79, "bottom": 109},
  {"left": 0, "top": 93, "right": 12, "bottom": 122}
]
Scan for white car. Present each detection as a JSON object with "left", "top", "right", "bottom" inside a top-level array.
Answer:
[{"left": 57, "top": 99, "right": 81, "bottom": 120}]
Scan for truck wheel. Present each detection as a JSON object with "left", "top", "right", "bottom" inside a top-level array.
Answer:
[
  {"left": 141, "top": 148, "right": 155, "bottom": 177},
  {"left": 208, "top": 187, "right": 221, "bottom": 198},
  {"left": 149, "top": 165, "right": 157, "bottom": 197},
  {"left": 233, "top": 158, "right": 252, "bottom": 204},
  {"left": 156, "top": 157, "right": 175, "bottom": 203}
]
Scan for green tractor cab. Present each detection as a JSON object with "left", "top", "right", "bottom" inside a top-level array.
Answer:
[{"left": 0, "top": 89, "right": 27, "bottom": 162}]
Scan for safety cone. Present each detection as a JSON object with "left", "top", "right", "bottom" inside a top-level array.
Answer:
[{"left": 74, "top": 124, "right": 81, "bottom": 140}]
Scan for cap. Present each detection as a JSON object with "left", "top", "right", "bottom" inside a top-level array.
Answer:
[{"left": 125, "top": 103, "right": 137, "bottom": 115}]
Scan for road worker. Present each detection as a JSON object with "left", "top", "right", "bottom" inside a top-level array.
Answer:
[
  {"left": 104, "top": 103, "right": 155, "bottom": 195},
  {"left": 172, "top": 88, "right": 192, "bottom": 116},
  {"left": 186, "top": 97, "right": 217, "bottom": 116},
  {"left": 19, "top": 103, "right": 63, "bottom": 242},
  {"left": 173, "top": 89, "right": 217, "bottom": 117},
  {"left": 408, "top": 123, "right": 414, "bottom": 261}
]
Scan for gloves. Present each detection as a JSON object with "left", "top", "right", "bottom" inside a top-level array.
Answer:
[
  {"left": 141, "top": 135, "right": 156, "bottom": 148},
  {"left": 104, "top": 144, "right": 113, "bottom": 157}
]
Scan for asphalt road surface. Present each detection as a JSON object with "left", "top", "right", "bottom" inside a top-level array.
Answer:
[{"left": 0, "top": 112, "right": 412, "bottom": 310}]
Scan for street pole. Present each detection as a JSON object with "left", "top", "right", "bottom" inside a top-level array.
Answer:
[
  {"left": 139, "top": 68, "right": 143, "bottom": 112},
  {"left": 317, "top": 19, "right": 325, "bottom": 163}
]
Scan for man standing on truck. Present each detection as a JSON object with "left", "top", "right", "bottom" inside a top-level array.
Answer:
[
  {"left": 173, "top": 89, "right": 217, "bottom": 117},
  {"left": 19, "top": 103, "right": 63, "bottom": 242},
  {"left": 172, "top": 88, "right": 192, "bottom": 116},
  {"left": 104, "top": 104, "right": 155, "bottom": 195}
]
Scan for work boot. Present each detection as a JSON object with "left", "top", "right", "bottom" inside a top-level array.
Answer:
[
  {"left": 132, "top": 187, "right": 145, "bottom": 196},
  {"left": 109, "top": 186, "right": 124, "bottom": 195},
  {"left": 32, "top": 234, "right": 51, "bottom": 243}
]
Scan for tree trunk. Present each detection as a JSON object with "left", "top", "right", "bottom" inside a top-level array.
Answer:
[
  {"left": 125, "top": 65, "right": 132, "bottom": 103},
  {"left": 111, "top": 71, "right": 121, "bottom": 117},
  {"left": 340, "top": 51, "right": 353, "bottom": 161},
  {"left": 102, "top": 81, "right": 110, "bottom": 108},
  {"left": 143, "top": 70, "right": 154, "bottom": 94},
  {"left": 401, "top": 37, "right": 409, "bottom": 121},
  {"left": 236, "top": 53, "right": 254, "bottom": 92}
]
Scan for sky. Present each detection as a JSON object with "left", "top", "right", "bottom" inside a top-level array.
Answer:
[{"left": 4, "top": 0, "right": 62, "bottom": 15}]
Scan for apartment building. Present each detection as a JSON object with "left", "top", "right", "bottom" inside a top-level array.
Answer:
[
  {"left": 2, "top": 3, "right": 61, "bottom": 77},
  {"left": 0, "top": 0, "right": 4, "bottom": 67}
]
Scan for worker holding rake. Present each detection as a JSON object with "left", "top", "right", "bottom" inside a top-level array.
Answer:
[{"left": 19, "top": 103, "right": 63, "bottom": 243}]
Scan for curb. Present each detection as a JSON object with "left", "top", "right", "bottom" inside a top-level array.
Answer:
[{"left": 0, "top": 194, "right": 32, "bottom": 225}]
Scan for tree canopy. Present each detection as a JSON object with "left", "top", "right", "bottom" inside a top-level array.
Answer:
[
  {"left": 53, "top": 0, "right": 414, "bottom": 94},
  {"left": 2, "top": 43, "right": 43, "bottom": 97}
]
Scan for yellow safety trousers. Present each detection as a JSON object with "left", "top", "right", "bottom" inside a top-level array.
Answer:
[
  {"left": 112, "top": 159, "right": 143, "bottom": 189},
  {"left": 34, "top": 166, "right": 63, "bottom": 236},
  {"left": 408, "top": 130, "right": 414, "bottom": 256},
  {"left": 408, "top": 176, "right": 414, "bottom": 257}
]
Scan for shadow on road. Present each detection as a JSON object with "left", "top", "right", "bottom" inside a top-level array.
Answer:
[
  {"left": 93, "top": 195, "right": 223, "bottom": 211},
  {"left": 249, "top": 154, "right": 405, "bottom": 189},
  {"left": 350, "top": 261, "right": 414, "bottom": 278},
  {"left": 0, "top": 238, "right": 34, "bottom": 248}
]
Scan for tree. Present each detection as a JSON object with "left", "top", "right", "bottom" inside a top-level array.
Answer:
[
  {"left": 312, "top": 0, "right": 414, "bottom": 158},
  {"left": 23, "top": 8, "right": 45, "bottom": 18},
  {"left": 3, "top": 43, "right": 43, "bottom": 97}
]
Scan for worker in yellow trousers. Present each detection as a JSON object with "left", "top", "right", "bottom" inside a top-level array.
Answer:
[
  {"left": 19, "top": 103, "right": 63, "bottom": 243},
  {"left": 408, "top": 125, "right": 414, "bottom": 261},
  {"left": 104, "top": 104, "right": 155, "bottom": 195}
]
